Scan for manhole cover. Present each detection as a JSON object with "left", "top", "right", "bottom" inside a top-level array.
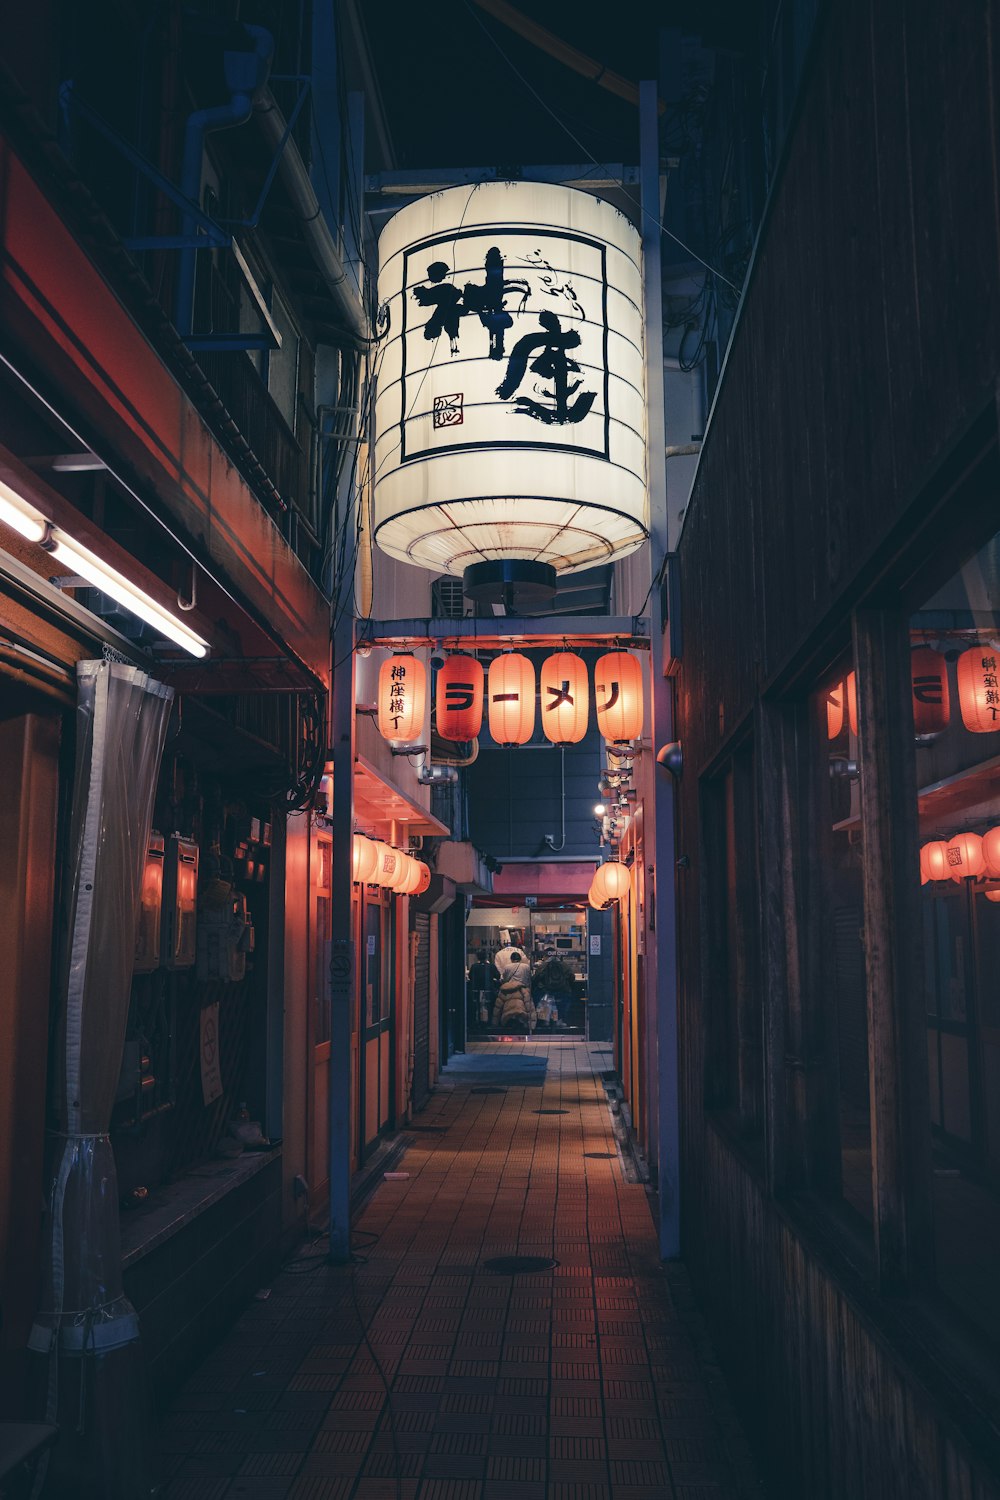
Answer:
[
  {"left": 584, "top": 1151, "right": 614, "bottom": 1159},
  {"left": 471, "top": 1086, "right": 507, "bottom": 1095},
  {"left": 408, "top": 1124, "right": 449, "bottom": 1133},
  {"left": 534, "top": 1108, "right": 568, "bottom": 1115},
  {"left": 482, "top": 1255, "right": 559, "bottom": 1275}
]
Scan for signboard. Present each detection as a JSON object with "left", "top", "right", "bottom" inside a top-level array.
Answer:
[
  {"left": 200, "top": 1001, "right": 223, "bottom": 1106},
  {"left": 589, "top": 935, "right": 602, "bottom": 956},
  {"left": 524, "top": 895, "right": 538, "bottom": 908}
]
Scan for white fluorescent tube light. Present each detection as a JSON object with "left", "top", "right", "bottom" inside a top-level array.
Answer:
[
  {"left": 0, "top": 480, "right": 48, "bottom": 542},
  {"left": 50, "top": 536, "right": 209, "bottom": 658}
]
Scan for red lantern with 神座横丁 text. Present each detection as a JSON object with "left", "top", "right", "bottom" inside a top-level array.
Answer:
[
  {"left": 436, "top": 654, "right": 484, "bottom": 741},
  {"left": 541, "top": 651, "right": 589, "bottom": 745},
  {"left": 488, "top": 653, "right": 535, "bottom": 746},
  {"left": 594, "top": 651, "right": 644, "bottom": 743},
  {"left": 377, "top": 653, "right": 427, "bottom": 743},
  {"left": 911, "top": 646, "right": 950, "bottom": 734},
  {"left": 957, "top": 646, "right": 1000, "bottom": 733}
]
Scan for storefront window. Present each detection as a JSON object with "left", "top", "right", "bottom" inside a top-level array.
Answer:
[
  {"left": 818, "top": 657, "right": 872, "bottom": 1221},
  {"left": 912, "top": 527, "right": 1000, "bottom": 1345}
]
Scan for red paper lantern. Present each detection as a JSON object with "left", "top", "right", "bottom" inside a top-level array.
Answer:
[
  {"left": 436, "top": 654, "right": 484, "bottom": 741},
  {"left": 397, "top": 855, "right": 424, "bottom": 894},
  {"left": 540, "top": 651, "right": 589, "bottom": 745},
  {"left": 488, "top": 653, "right": 535, "bottom": 745},
  {"left": 826, "top": 682, "right": 845, "bottom": 740},
  {"left": 921, "top": 841, "right": 951, "bottom": 881},
  {"left": 985, "top": 889, "right": 1000, "bottom": 904},
  {"left": 847, "top": 672, "right": 858, "bottom": 736},
  {"left": 595, "top": 651, "right": 644, "bottom": 743},
  {"left": 377, "top": 654, "right": 426, "bottom": 743},
  {"left": 592, "top": 861, "right": 630, "bottom": 903},
  {"left": 353, "top": 834, "right": 379, "bottom": 885},
  {"left": 957, "top": 646, "right": 1000, "bottom": 733},
  {"left": 946, "top": 832, "right": 985, "bottom": 880},
  {"left": 411, "top": 861, "right": 431, "bottom": 897},
  {"left": 982, "top": 826, "right": 1000, "bottom": 878},
  {"left": 374, "top": 842, "right": 406, "bottom": 890},
  {"left": 910, "top": 647, "right": 950, "bottom": 734}
]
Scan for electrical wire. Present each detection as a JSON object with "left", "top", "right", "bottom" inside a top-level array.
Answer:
[{"left": 457, "top": 0, "right": 741, "bottom": 294}]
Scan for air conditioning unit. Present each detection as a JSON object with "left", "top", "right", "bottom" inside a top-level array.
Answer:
[{"left": 431, "top": 575, "right": 464, "bottom": 619}]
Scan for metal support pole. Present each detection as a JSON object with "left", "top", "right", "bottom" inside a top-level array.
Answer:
[
  {"left": 328, "top": 593, "right": 356, "bottom": 1263},
  {"left": 640, "top": 79, "right": 681, "bottom": 1259}
]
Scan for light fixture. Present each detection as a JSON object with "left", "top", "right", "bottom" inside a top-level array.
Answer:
[
  {"left": 595, "top": 651, "right": 644, "bottom": 743},
  {"left": 49, "top": 536, "right": 209, "bottom": 657},
  {"left": 593, "top": 803, "right": 607, "bottom": 818},
  {"left": 353, "top": 834, "right": 380, "bottom": 885},
  {"left": 540, "top": 651, "right": 589, "bottom": 745},
  {"left": 0, "top": 480, "right": 47, "bottom": 542}
]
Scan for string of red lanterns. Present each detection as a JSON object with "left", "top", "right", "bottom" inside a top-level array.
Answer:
[
  {"left": 920, "top": 824, "right": 1000, "bottom": 892},
  {"left": 376, "top": 649, "right": 646, "bottom": 748},
  {"left": 828, "top": 644, "right": 1000, "bottom": 742}
]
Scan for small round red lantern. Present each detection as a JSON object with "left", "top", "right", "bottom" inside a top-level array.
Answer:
[
  {"left": 982, "top": 826, "right": 1000, "bottom": 878},
  {"left": 377, "top": 653, "right": 427, "bottom": 743},
  {"left": 488, "top": 653, "right": 535, "bottom": 746},
  {"left": 540, "top": 651, "right": 589, "bottom": 745},
  {"left": 436, "top": 654, "right": 484, "bottom": 741},
  {"left": 946, "top": 832, "right": 985, "bottom": 880},
  {"left": 411, "top": 861, "right": 432, "bottom": 897},
  {"left": 910, "top": 647, "right": 950, "bottom": 735},
  {"left": 984, "top": 888, "right": 1000, "bottom": 904},
  {"left": 957, "top": 646, "right": 1000, "bottom": 733},
  {"left": 592, "top": 861, "right": 630, "bottom": 904},
  {"left": 921, "top": 841, "right": 951, "bottom": 881},
  {"left": 595, "top": 651, "right": 644, "bottom": 743}
]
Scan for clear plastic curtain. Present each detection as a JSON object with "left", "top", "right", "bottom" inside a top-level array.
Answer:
[{"left": 29, "top": 661, "right": 173, "bottom": 1499}]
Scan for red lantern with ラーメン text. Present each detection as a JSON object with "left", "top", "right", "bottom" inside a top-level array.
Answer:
[
  {"left": 957, "top": 646, "right": 1000, "bottom": 733},
  {"left": 377, "top": 654, "right": 426, "bottom": 743},
  {"left": 488, "top": 653, "right": 535, "bottom": 745},
  {"left": 540, "top": 651, "right": 589, "bottom": 745},
  {"left": 436, "top": 654, "right": 484, "bottom": 741},
  {"left": 910, "top": 647, "right": 950, "bottom": 734},
  {"left": 595, "top": 651, "right": 644, "bottom": 743}
]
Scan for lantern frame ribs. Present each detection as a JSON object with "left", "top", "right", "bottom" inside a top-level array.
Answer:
[{"left": 359, "top": 615, "right": 650, "bottom": 652}]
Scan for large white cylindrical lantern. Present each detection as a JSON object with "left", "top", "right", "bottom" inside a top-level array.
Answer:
[{"left": 374, "top": 181, "right": 647, "bottom": 594}]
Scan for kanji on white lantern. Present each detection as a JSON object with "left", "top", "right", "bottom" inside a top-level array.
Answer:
[{"left": 373, "top": 181, "right": 647, "bottom": 595}]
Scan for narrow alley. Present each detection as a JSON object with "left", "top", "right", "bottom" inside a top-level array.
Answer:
[{"left": 157, "top": 1042, "right": 763, "bottom": 1500}]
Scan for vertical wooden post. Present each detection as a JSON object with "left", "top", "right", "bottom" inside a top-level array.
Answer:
[{"left": 853, "top": 609, "right": 933, "bottom": 1292}]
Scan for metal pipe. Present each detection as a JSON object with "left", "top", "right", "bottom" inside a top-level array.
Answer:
[
  {"left": 175, "top": 26, "right": 273, "bottom": 337},
  {"left": 254, "top": 88, "right": 368, "bottom": 344}
]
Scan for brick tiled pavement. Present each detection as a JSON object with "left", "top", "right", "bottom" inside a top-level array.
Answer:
[{"left": 157, "top": 1040, "right": 766, "bottom": 1500}]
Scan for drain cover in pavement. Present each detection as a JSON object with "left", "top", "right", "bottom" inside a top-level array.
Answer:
[
  {"left": 584, "top": 1151, "right": 614, "bottom": 1159},
  {"left": 470, "top": 1086, "right": 507, "bottom": 1095},
  {"left": 534, "top": 1108, "right": 568, "bottom": 1115},
  {"left": 482, "top": 1255, "right": 559, "bottom": 1275}
]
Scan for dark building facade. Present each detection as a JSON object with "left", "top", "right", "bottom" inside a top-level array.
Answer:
[{"left": 673, "top": 2, "right": 1000, "bottom": 1495}]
